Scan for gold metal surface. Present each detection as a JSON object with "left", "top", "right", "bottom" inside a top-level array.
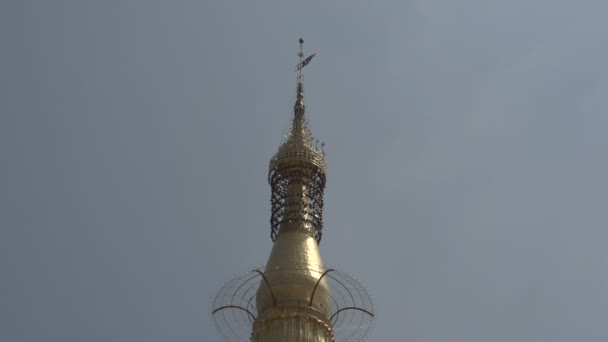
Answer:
[
  {"left": 268, "top": 80, "right": 327, "bottom": 243},
  {"left": 253, "top": 306, "right": 334, "bottom": 342},
  {"left": 253, "top": 39, "right": 333, "bottom": 342},
  {"left": 213, "top": 39, "right": 374, "bottom": 342},
  {"left": 269, "top": 82, "right": 326, "bottom": 173},
  {"left": 256, "top": 231, "right": 332, "bottom": 317}
]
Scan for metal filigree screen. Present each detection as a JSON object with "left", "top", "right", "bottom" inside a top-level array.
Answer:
[{"left": 269, "top": 164, "right": 326, "bottom": 242}]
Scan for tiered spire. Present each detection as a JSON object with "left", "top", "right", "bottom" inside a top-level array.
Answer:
[
  {"left": 212, "top": 39, "right": 375, "bottom": 342},
  {"left": 268, "top": 38, "right": 326, "bottom": 242},
  {"left": 270, "top": 38, "right": 325, "bottom": 172}
]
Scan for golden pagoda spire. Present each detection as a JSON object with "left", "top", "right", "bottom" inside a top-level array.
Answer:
[
  {"left": 252, "top": 38, "right": 334, "bottom": 341},
  {"left": 212, "top": 39, "right": 374, "bottom": 342},
  {"left": 269, "top": 37, "right": 326, "bottom": 243}
]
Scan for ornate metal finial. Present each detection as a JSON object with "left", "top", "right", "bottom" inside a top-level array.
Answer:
[
  {"left": 295, "top": 38, "right": 316, "bottom": 82},
  {"left": 298, "top": 38, "right": 305, "bottom": 82},
  {"left": 268, "top": 39, "right": 326, "bottom": 243}
]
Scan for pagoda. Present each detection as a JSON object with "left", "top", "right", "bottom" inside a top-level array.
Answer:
[{"left": 213, "top": 39, "right": 374, "bottom": 342}]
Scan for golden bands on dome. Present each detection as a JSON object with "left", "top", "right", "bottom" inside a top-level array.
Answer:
[
  {"left": 269, "top": 143, "right": 326, "bottom": 174},
  {"left": 253, "top": 305, "right": 334, "bottom": 332}
]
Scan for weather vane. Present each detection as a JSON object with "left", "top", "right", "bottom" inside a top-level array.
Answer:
[{"left": 295, "top": 37, "right": 316, "bottom": 81}]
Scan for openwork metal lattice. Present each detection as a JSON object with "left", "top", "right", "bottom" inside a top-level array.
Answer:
[
  {"left": 212, "top": 266, "right": 374, "bottom": 342},
  {"left": 269, "top": 163, "right": 326, "bottom": 242}
]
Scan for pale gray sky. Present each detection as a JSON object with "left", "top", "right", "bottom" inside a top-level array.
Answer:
[{"left": 2, "top": 1, "right": 608, "bottom": 341}]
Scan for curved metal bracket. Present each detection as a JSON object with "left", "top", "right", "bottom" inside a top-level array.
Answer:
[
  {"left": 253, "top": 269, "right": 277, "bottom": 306},
  {"left": 329, "top": 307, "right": 375, "bottom": 323},
  {"left": 212, "top": 305, "right": 257, "bottom": 322},
  {"left": 308, "top": 268, "right": 335, "bottom": 306}
]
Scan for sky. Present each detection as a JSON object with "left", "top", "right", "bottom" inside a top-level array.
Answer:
[{"left": 2, "top": 1, "right": 608, "bottom": 341}]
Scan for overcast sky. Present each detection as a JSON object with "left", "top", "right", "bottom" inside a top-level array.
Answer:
[{"left": 2, "top": 1, "right": 608, "bottom": 341}]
